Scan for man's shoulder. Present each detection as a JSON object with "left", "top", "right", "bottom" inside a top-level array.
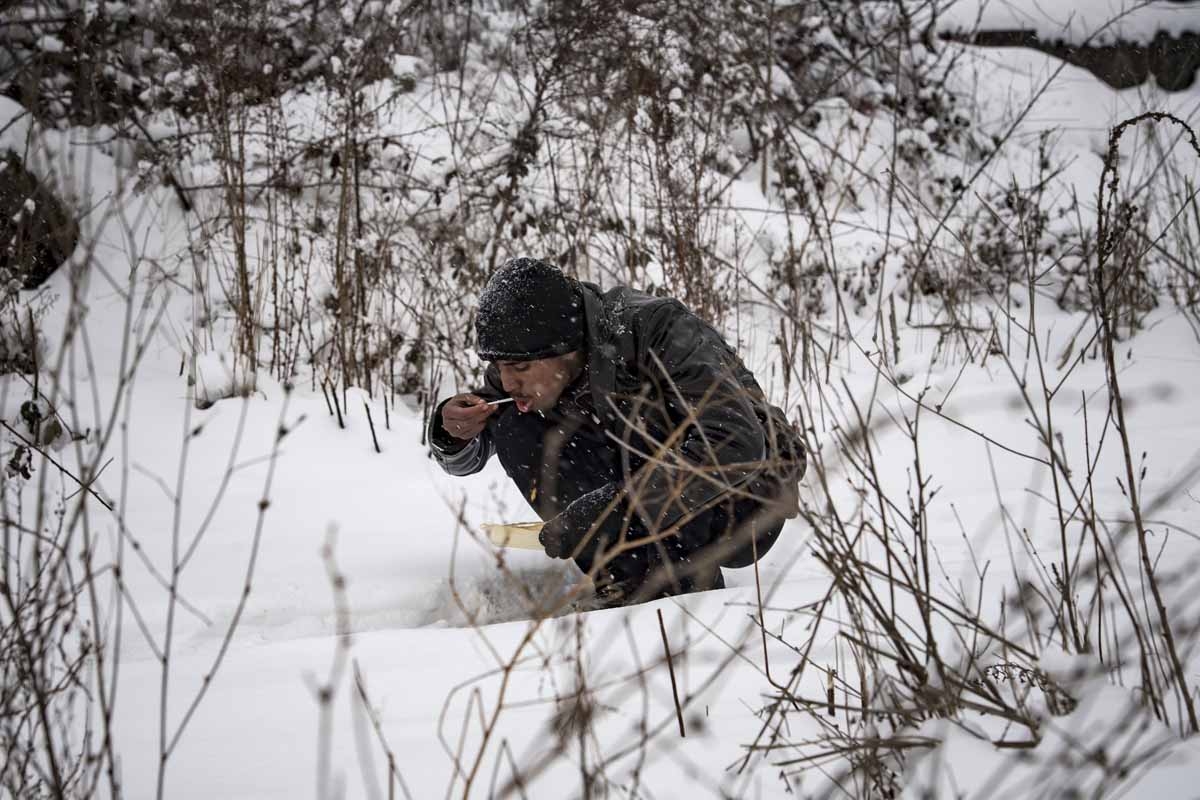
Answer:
[{"left": 585, "top": 282, "right": 688, "bottom": 324}]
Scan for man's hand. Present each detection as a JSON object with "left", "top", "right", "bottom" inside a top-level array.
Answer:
[
  {"left": 539, "top": 483, "right": 630, "bottom": 559},
  {"left": 537, "top": 519, "right": 567, "bottom": 559},
  {"left": 440, "top": 394, "right": 498, "bottom": 441}
]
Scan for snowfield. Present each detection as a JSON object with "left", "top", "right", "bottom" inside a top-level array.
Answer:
[
  {"left": 936, "top": 0, "right": 1200, "bottom": 44},
  {"left": 3, "top": 6, "right": 1200, "bottom": 799}
]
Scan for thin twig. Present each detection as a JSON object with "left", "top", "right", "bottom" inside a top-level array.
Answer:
[
  {"left": 656, "top": 608, "right": 686, "bottom": 738},
  {"left": 0, "top": 420, "right": 113, "bottom": 511},
  {"left": 363, "top": 400, "right": 381, "bottom": 453}
]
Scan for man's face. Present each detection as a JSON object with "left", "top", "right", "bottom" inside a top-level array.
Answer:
[{"left": 497, "top": 352, "right": 582, "bottom": 413}]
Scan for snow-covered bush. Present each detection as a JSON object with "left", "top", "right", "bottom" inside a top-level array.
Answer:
[
  {"left": 153, "top": 0, "right": 1009, "bottom": 413},
  {"left": 0, "top": 468, "right": 88, "bottom": 796},
  {"left": 0, "top": 0, "right": 414, "bottom": 127},
  {"left": 0, "top": 150, "right": 65, "bottom": 375}
]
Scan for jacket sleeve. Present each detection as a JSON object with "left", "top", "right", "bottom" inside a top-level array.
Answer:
[
  {"left": 623, "top": 302, "right": 767, "bottom": 532},
  {"left": 427, "top": 367, "right": 505, "bottom": 476}
]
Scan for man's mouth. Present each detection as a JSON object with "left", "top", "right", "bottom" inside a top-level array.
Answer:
[{"left": 514, "top": 397, "right": 533, "bottom": 413}]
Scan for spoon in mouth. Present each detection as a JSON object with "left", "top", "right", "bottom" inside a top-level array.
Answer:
[{"left": 485, "top": 397, "right": 516, "bottom": 406}]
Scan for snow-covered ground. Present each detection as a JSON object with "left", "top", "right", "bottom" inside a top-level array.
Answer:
[
  {"left": 4, "top": 13, "right": 1200, "bottom": 800},
  {"left": 937, "top": 0, "right": 1199, "bottom": 43}
]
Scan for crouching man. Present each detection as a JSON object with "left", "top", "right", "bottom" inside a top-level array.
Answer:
[{"left": 429, "top": 257, "right": 805, "bottom": 608}]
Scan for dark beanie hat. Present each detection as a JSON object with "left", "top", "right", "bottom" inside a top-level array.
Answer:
[{"left": 476, "top": 257, "right": 585, "bottom": 361}]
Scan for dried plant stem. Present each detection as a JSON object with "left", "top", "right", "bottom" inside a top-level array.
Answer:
[
  {"left": 363, "top": 400, "right": 381, "bottom": 453},
  {"left": 656, "top": 608, "right": 686, "bottom": 738},
  {"left": 0, "top": 420, "right": 113, "bottom": 511},
  {"left": 1097, "top": 112, "right": 1200, "bottom": 734}
]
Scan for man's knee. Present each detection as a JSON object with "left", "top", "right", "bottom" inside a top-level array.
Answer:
[
  {"left": 493, "top": 409, "right": 553, "bottom": 477},
  {"left": 716, "top": 500, "right": 787, "bottom": 569},
  {"left": 490, "top": 409, "right": 545, "bottom": 504}
]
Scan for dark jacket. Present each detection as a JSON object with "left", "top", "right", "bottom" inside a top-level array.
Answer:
[{"left": 429, "top": 281, "right": 805, "bottom": 532}]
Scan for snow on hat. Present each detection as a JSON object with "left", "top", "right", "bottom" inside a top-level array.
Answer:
[{"left": 475, "top": 257, "right": 585, "bottom": 361}]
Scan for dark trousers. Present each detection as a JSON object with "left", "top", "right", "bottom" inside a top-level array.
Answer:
[{"left": 490, "top": 407, "right": 785, "bottom": 587}]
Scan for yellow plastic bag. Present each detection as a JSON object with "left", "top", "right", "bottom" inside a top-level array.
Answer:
[{"left": 482, "top": 521, "right": 545, "bottom": 550}]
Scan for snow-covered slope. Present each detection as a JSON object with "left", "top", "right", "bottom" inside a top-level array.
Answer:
[
  {"left": 938, "top": 0, "right": 1200, "bottom": 43},
  {"left": 4, "top": 14, "right": 1200, "bottom": 800}
]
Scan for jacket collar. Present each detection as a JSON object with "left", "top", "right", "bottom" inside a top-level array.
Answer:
[{"left": 579, "top": 282, "right": 620, "bottom": 426}]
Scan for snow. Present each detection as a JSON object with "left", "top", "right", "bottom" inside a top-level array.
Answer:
[
  {"left": 193, "top": 351, "right": 256, "bottom": 408},
  {"left": 937, "top": 0, "right": 1200, "bottom": 44},
  {"left": 905, "top": 650, "right": 1200, "bottom": 798},
  {"left": 4, "top": 9, "right": 1200, "bottom": 800},
  {"left": 36, "top": 34, "right": 64, "bottom": 53}
]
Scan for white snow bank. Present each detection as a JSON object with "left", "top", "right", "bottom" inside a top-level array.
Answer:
[
  {"left": 905, "top": 652, "right": 1200, "bottom": 798},
  {"left": 193, "top": 350, "right": 257, "bottom": 408},
  {"left": 937, "top": 0, "right": 1200, "bottom": 44}
]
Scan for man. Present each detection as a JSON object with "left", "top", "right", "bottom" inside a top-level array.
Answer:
[{"left": 429, "top": 257, "right": 805, "bottom": 607}]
